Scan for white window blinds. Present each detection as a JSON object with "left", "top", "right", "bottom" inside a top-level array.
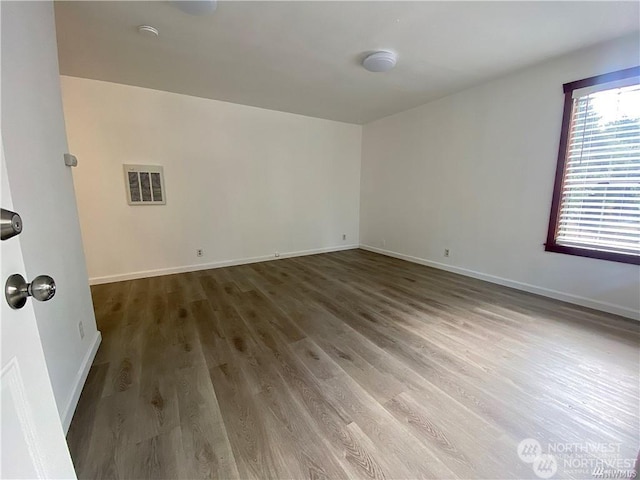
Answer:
[{"left": 556, "top": 81, "right": 640, "bottom": 256}]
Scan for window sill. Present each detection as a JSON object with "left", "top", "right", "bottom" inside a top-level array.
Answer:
[{"left": 545, "top": 244, "right": 640, "bottom": 265}]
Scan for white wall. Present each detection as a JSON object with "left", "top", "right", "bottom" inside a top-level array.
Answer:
[
  {"left": 1, "top": 1, "right": 99, "bottom": 431},
  {"left": 360, "top": 34, "right": 640, "bottom": 320},
  {"left": 61, "top": 77, "right": 362, "bottom": 283}
]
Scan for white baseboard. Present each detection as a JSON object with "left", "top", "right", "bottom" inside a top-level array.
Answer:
[
  {"left": 89, "top": 244, "right": 359, "bottom": 285},
  {"left": 61, "top": 331, "right": 101, "bottom": 433},
  {"left": 359, "top": 244, "right": 639, "bottom": 321}
]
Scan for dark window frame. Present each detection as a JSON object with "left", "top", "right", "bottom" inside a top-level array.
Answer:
[{"left": 545, "top": 66, "right": 640, "bottom": 266}]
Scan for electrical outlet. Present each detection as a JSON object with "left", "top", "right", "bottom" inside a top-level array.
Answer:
[
  {"left": 444, "top": 248, "right": 450, "bottom": 257},
  {"left": 342, "top": 234, "right": 347, "bottom": 240},
  {"left": 78, "top": 321, "right": 85, "bottom": 340},
  {"left": 196, "top": 249, "right": 203, "bottom": 257},
  {"left": 381, "top": 239, "right": 386, "bottom": 248}
]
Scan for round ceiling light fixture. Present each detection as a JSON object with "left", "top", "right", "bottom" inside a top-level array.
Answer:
[
  {"left": 171, "top": 0, "right": 218, "bottom": 16},
  {"left": 137, "top": 25, "right": 159, "bottom": 37},
  {"left": 362, "top": 51, "right": 397, "bottom": 73}
]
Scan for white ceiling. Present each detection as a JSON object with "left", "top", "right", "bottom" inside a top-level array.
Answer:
[{"left": 54, "top": 1, "right": 640, "bottom": 125}]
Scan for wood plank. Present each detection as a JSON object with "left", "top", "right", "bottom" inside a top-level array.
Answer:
[{"left": 73, "top": 250, "right": 639, "bottom": 480}]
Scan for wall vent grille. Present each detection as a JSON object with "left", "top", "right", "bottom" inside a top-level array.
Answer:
[{"left": 123, "top": 165, "right": 166, "bottom": 205}]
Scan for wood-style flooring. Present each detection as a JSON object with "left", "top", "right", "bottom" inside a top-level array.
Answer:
[{"left": 67, "top": 249, "right": 640, "bottom": 479}]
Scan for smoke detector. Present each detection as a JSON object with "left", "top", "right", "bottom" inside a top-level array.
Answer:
[{"left": 362, "top": 51, "right": 397, "bottom": 73}]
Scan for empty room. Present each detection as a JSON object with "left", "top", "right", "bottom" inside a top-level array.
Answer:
[{"left": 1, "top": 1, "right": 639, "bottom": 479}]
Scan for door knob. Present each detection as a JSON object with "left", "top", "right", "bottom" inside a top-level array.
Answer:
[{"left": 5, "top": 274, "right": 56, "bottom": 310}]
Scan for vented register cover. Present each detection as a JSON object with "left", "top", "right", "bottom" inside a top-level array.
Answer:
[{"left": 123, "top": 165, "right": 166, "bottom": 205}]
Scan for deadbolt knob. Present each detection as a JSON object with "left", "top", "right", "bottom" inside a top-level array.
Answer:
[{"left": 1, "top": 208, "right": 22, "bottom": 241}]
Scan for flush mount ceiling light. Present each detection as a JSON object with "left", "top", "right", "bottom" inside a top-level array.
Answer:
[
  {"left": 362, "top": 51, "right": 397, "bottom": 73},
  {"left": 137, "top": 25, "right": 159, "bottom": 37},
  {"left": 171, "top": 0, "right": 218, "bottom": 15}
]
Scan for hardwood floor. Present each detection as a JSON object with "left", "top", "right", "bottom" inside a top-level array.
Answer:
[{"left": 67, "top": 249, "right": 640, "bottom": 479}]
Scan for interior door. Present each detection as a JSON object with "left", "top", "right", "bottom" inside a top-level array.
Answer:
[
  {"left": 1, "top": 0, "right": 83, "bottom": 477},
  {"left": 1, "top": 147, "right": 76, "bottom": 478},
  {"left": 1, "top": 0, "right": 99, "bottom": 434}
]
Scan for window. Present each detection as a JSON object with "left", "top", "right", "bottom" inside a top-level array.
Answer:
[{"left": 546, "top": 66, "right": 640, "bottom": 265}]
